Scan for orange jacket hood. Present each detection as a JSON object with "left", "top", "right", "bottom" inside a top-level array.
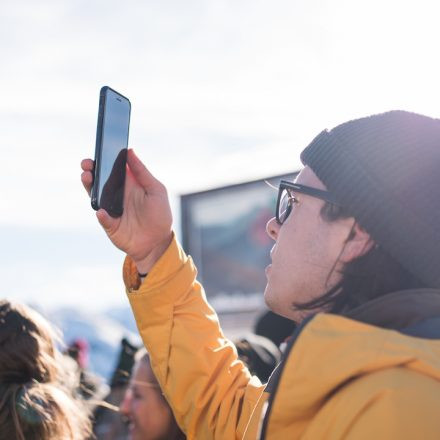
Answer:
[{"left": 262, "top": 312, "right": 440, "bottom": 439}]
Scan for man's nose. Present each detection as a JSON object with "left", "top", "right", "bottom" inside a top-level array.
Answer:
[
  {"left": 119, "top": 392, "right": 131, "bottom": 416},
  {"left": 266, "top": 216, "right": 279, "bottom": 241}
]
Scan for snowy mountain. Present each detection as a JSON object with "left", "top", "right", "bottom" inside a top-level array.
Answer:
[
  {"left": 44, "top": 299, "right": 264, "bottom": 382},
  {"left": 48, "top": 306, "right": 141, "bottom": 381}
]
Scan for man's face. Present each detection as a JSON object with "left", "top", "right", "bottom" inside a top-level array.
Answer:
[{"left": 264, "top": 166, "right": 354, "bottom": 322}]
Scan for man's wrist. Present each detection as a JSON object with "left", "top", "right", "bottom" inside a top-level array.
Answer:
[{"left": 133, "top": 234, "right": 173, "bottom": 275}]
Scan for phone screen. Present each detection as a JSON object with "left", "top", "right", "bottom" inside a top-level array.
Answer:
[{"left": 92, "top": 87, "right": 131, "bottom": 217}]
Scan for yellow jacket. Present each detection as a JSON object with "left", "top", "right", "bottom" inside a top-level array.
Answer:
[{"left": 124, "top": 236, "right": 440, "bottom": 439}]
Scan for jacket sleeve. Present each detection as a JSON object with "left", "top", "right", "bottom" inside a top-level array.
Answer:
[{"left": 124, "top": 235, "right": 265, "bottom": 440}]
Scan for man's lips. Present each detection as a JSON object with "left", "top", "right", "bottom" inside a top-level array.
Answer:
[
  {"left": 127, "top": 421, "right": 136, "bottom": 435},
  {"left": 123, "top": 417, "right": 135, "bottom": 433}
]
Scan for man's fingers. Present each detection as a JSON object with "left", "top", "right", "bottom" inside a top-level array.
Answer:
[
  {"left": 127, "top": 149, "right": 159, "bottom": 190},
  {"left": 81, "top": 171, "right": 93, "bottom": 196},
  {"left": 81, "top": 158, "right": 94, "bottom": 172}
]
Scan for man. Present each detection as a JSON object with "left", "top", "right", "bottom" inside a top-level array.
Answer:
[{"left": 81, "top": 110, "right": 440, "bottom": 439}]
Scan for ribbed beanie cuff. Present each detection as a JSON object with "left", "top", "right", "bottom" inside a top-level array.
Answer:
[{"left": 300, "top": 111, "right": 440, "bottom": 288}]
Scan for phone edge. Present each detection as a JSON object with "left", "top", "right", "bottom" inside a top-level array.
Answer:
[{"left": 91, "top": 86, "right": 108, "bottom": 211}]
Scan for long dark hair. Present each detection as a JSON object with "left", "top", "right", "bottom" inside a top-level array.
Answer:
[
  {"left": 0, "top": 300, "right": 92, "bottom": 440},
  {"left": 294, "top": 203, "right": 427, "bottom": 314}
]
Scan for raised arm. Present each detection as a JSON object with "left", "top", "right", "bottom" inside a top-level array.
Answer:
[{"left": 80, "top": 151, "right": 266, "bottom": 439}]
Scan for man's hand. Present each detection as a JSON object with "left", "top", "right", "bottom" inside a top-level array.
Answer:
[{"left": 80, "top": 149, "right": 173, "bottom": 274}]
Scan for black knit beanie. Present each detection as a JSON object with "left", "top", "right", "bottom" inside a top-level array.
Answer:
[{"left": 300, "top": 110, "right": 440, "bottom": 288}]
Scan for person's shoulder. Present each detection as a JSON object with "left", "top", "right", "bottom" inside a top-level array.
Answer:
[
  {"left": 307, "top": 366, "right": 440, "bottom": 439},
  {"left": 338, "top": 365, "right": 440, "bottom": 405}
]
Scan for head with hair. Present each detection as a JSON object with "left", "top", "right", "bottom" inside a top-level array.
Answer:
[
  {"left": 0, "top": 299, "right": 91, "bottom": 440},
  {"left": 235, "top": 333, "right": 281, "bottom": 383},
  {"left": 265, "top": 111, "right": 440, "bottom": 322},
  {"left": 254, "top": 310, "right": 296, "bottom": 347},
  {"left": 120, "top": 348, "right": 185, "bottom": 440}
]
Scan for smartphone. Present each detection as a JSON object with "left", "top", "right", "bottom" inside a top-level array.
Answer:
[{"left": 91, "top": 86, "right": 131, "bottom": 217}]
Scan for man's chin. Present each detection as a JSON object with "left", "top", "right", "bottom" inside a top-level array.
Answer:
[
  {"left": 127, "top": 423, "right": 138, "bottom": 440},
  {"left": 263, "top": 285, "right": 278, "bottom": 312},
  {"left": 263, "top": 288, "right": 299, "bottom": 322}
]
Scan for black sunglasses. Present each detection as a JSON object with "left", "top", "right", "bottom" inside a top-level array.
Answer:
[{"left": 276, "top": 180, "right": 341, "bottom": 225}]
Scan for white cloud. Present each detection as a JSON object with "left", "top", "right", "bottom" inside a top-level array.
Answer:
[{"left": 1, "top": 0, "right": 440, "bottom": 309}]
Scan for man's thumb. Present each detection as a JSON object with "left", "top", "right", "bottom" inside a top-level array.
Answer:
[{"left": 127, "top": 149, "right": 158, "bottom": 190}]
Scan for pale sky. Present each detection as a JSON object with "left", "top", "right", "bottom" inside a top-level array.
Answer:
[{"left": 1, "top": 0, "right": 439, "bottom": 311}]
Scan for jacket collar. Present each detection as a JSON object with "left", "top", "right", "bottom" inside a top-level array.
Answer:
[
  {"left": 344, "top": 288, "right": 440, "bottom": 338},
  {"left": 260, "top": 311, "right": 440, "bottom": 439},
  {"left": 260, "top": 288, "right": 440, "bottom": 439}
]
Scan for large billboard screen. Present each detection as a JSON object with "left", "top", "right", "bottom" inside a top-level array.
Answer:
[{"left": 181, "top": 172, "right": 296, "bottom": 313}]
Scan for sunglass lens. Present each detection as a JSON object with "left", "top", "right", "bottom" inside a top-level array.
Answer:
[{"left": 278, "top": 189, "right": 291, "bottom": 224}]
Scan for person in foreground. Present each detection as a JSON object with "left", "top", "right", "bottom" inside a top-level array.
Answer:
[
  {"left": 120, "top": 348, "right": 185, "bottom": 440},
  {"left": 81, "top": 110, "right": 440, "bottom": 439},
  {"left": 0, "top": 300, "right": 91, "bottom": 440}
]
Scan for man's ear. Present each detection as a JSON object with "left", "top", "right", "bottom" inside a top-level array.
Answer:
[{"left": 339, "top": 222, "right": 375, "bottom": 263}]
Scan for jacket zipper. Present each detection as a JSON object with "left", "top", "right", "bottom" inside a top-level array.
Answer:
[{"left": 259, "top": 315, "right": 315, "bottom": 439}]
